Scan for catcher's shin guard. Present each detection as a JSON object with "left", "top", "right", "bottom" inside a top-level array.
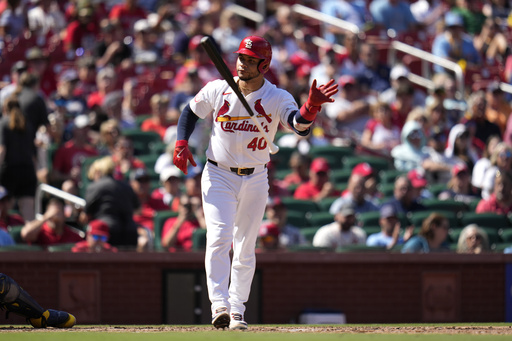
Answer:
[{"left": 0, "top": 273, "right": 76, "bottom": 328}]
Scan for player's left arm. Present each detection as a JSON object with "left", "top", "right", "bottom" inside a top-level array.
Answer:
[{"left": 287, "top": 79, "right": 338, "bottom": 135}]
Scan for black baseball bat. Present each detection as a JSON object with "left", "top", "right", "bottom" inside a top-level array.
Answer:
[{"left": 200, "top": 36, "right": 279, "bottom": 154}]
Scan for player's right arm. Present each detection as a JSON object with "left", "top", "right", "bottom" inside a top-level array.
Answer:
[{"left": 173, "top": 104, "right": 199, "bottom": 174}]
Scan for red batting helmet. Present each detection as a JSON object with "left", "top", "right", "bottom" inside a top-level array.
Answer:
[{"left": 234, "top": 36, "right": 272, "bottom": 74}]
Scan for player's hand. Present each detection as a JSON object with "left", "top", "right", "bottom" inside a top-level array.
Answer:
[
  {"left": 173, "top": 140, "right": 196, "bottom": 174},
  {"left": 307, "top": 79, "right": 338, "bottom": 109}
]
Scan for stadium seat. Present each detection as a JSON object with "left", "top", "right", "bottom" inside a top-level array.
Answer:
[
  {"left": 7, "top": 225, "right": 24, "bottom": 244},
  {"left": 137, "top": 154, "right": 160, "bottom": 170},
  {"left": 422, "top": 199, "right": 468, "bottom": 213},
  {"left": 191, "top": 228, "right": 207, "bottom": 250},
  {"left": 286, "top": 210, "right": 311, "bottom": 228},
  {"left": 500, "top": 228, "right": 512, "bottom": 243},
  {"left": 428, "top": 183, "right": 448, "bottom": 197},
  {"left": 309, "top": 145, "right": 354, "bottom": 160},
  {"left": 378, "top": 169, "right": 406, "bottom": 184},
  {"left": 0, "top": 244, "right": 44, "bottom": 252},
  {"left": 122, "top": 130, "right": 162, "bottom": 155},
  {"left": 361, "top": 225, "right": 382, "bottom": 237},
  {"left": 306, "top": 211, "right": 334, "bottom": 227},
  {"left": 357, "top": 211, "right": 381, "bottom": 227},
  {"left": 47, "top": 243, "right": 76, "bottom": 252},
  {"left": 378, "top": 183, "right": 395, "bottom": 198},
  {"left": 281, "top": 197, "right": 319, "bottom": 214},
  {"left": 342, "top": 155, "right": 392, "bottom": 172},
  {"left": 330, "top": 168, "right": 353, "bottom": 186},
  {"left": 336, "top": 245, "right": 385, "bottom": 253},
  {"left": 459, "top": 212, "right": 511, "bottom": 230},
  {"left": 153, "top": 210, "right": 179, "bottom": 250},
  {"left": 317, "top": 197, "right": 338, "bottom": 212},
  {"left": 270, "top": 146, "right": 297, "bottom": 170},
  {"left": 408, "top": 210, "right": 460, "bottom": 229},
  {"left": 299, "top": 226, "right": 321, "bottom": 243}
]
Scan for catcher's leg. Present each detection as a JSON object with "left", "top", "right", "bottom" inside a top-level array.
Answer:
[{"left": 0, "top": 273, "right": 76, "bottom": 328}]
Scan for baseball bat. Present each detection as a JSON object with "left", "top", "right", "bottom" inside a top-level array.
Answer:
[{"left": 200, "top": 36, "right": 279, "bottom": 155}]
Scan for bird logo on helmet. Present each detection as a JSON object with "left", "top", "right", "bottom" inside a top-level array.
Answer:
[{"left": 235, "top": 36, "right": 272, "bottom": 74}]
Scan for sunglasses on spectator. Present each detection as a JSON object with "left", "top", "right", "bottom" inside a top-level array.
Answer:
[
  {"left": 466, "top": 234, "right": 482, "bottom": 241},
  {"left": 408, "top": 130, "right": 422, "bottom": 139},
  {"left": 92, "top": 235, "right": 108, "bottom": 242},
  {"left": 499, "top": 150, "right": 512, "bottom": 159}
]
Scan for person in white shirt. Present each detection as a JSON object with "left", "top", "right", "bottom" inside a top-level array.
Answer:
[{"left": 312, "top": 201, "right": 366, "bottom": 248}]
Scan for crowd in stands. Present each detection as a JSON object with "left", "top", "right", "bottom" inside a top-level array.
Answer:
[{"left": 1, "top": 0, "right": 512, "bottom": 254}]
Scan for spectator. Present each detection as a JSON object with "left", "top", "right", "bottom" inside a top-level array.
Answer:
[
  {"left": 329, "top": 172, "right": 379, "bottom": 215},
  {"left": 288, "top": 29, "right": 320, "bottom": 77},
  {"left": 0, "top": 228, "right": 15, "bottom": 246},
  {"left": 444, "top": 123, "right": 479, "bottom": 174},
  {"left": 293, "top": 157, "right": 340, "bottom": 202},
  {"left": 485, "top": 82, "right": 511, "bottom": 135},
  {"left": 100, "top": 88, "right": 136, "bottom": 130},
  {"left": 456, "top": 223, "right": 490, "bottom": 254},
  {"left": 360, "top": 101, "right": 401, "bottom": 157},
  {"left": 93, "top": 19, "right": 132, "bottom": 69},
  {"left": 431, "top": 11, "right": 481, "bottom": 74},
  {"left": 154, "top": 143, "right": 175, "bottom": 175},
  {"left": 339, "top": 32, "right": 365, "bottom": 77},
  {"left": 324, "top": 75, "right": 372, "bottom": 139},
  {"left": 173, "top": 35, "right": 221, "bottom": 88},
  {"left": 212, "top": 8, "right": 252, "bottom": 66},
  {"left": 27, "top": 0, "right": 66, "bottom": 41},
  {"left": 20, "top": 198, "right": 84, "bottom": 247},
  {"left": 260, "top": 198, "right": 307, "bottom": 249},
  {"left": 366, "top": 203, "right": 413, "bottom": 249},
  {"left": 63, "top": 4, "right": 100, "bottom": 53},
  {"left": 0, "top": 186, "right": 24, "bottom": 231},
  {"left": 71, "top": 219, "right": 118, "bottom": 253},
  {"left": 96, "top": 119, "right": 121, "bottom": 156},
  {"left": 0, "top": 0, "right": 25, "bottom": 40},
  {"left": 476, "top": 170, "right": 512, "bottom": 215},
  {"left": 81, "top": 156, "right": 144, "bottom": 250},
  {"left": 391, "top": 120, "right": 429, "bottom": 172},
  {"left": 355, "top": 42, "right": 391, "bottom": 95},
  {"left": 15, "top": 72, "right": 49, "bottom": 142},
  {"left": 407, "top": 168, "right": 433, "bottom": 200},
  {"left": 312, "top": 201, "right": 366, "bottom": 248},
  {"left": 0, "top": 96, "right": 38, "bottom": 222},
  {"left": 48, "top": 69, "right": 86, "bottom": 124},
  {"left": 422, "top": 126, "right": 458, "bottom": 185},
  {"left": 111, "top": 135, "right": 145, "bottom": 181},
  {"left": 131, "top": 19, "right": 161, "bottom": 64},
  {"left": 74, "top": 56, "right": 98, "bottom": 98},
  {"left": 320, "top": 0, "right": 366, "bottom": 44},
  {"left": 370, "top": 0, "right": 419, "bottom": 36},
  {"left": 401, "top": 212, "right": 450, "bottom": 253},
  {"left": 379, "top": 64, "right": 426, "bottom": 113},
  {"left": 141, "top": 93, "right": 172, "bottom": 140},
  {"left": 425, "top": 97, "right": 449, "bottom": 137},
  {"left": 438, "top": 163, "right": 480, "bottom": 203},
  {"left": 438, "top": 74, "right": 466, "bottom": 126},
  {"left": 87, "top": 66, "right": 117, "bottom": 110},
  {"left": 51, "top": 114, "right": 99, "bottom": 186},
  {"left": 151, "top": 166, "right": 182, "bottom": 211},
  {"left": 480, "top": 142, "right": 512, "bottom": 200},
  {"left": 474, "top": 17, "right": 509, "bottom": 64},
  {"left": 108, "top": 0, "right": 147, "bottom": 32},
  {"left": 280, "top": 151, "right": 311, "bottom": 189},
  {"left": 472, "top": 135, "right": 501, "bottom": 192},
  {"left": 267, "top": 161, "right": 291, "bottom": 198},
  {"left": 451, "top": 0, "right": 486, "bottom": 36},
  {"left": 309, "top": 47, "right": 343, "bottom": 90},
  {"left": 410, "top": 0, "right": 448, "bottom": 36},
  {"left": 383, "top": 175, "right": 425, "bottom": 215},
  {"left": 182, "top": 162, "right": 203, "bottom": 200},
  {"left": 130, "top": 168, "right": 168, "bottom": 231},
  {"left": 0, "top": 61, "right": 27, "bottom": 114},
  {"left": 25, "top": 47, "right": 57, "bottom": 98},
  {"left": 161, "top": 193, "right": 206, "bottom": 251}
]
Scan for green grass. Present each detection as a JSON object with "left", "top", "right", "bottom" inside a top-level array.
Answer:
[{"left": 0, "top": 324, "right": 511, "bottom": 341}]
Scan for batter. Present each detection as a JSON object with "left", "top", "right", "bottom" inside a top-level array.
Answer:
[{"left": 173, "top": 36, "right": 338, "bottom": 330}]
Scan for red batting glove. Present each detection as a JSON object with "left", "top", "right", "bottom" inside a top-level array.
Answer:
[
  {"left": 173, "top": 140, "right": 197, "bottom": 174},
  {"left": 300, "top": 79, "right": 339, "bottom": 121}
]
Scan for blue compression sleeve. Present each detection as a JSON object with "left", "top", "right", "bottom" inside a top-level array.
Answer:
[
  {"left": 177, "top": 104, "right": 200, "bottom": 141},
  {"left": 287, "top": 110, "right": 311, "bottom": 136}
]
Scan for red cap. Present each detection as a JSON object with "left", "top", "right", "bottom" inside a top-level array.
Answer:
[
  {"left": 311, "top": 157, "right": 330, "bottom": 173},
  {"left": 352, "top": 162, "right": 373, "bottom": 177},
  {"left": 407, "top": 168, "right": 427, "bottom": 188},
  {"left": 88, "top": 220, "right": 110, "bottom": 238},
  {"left": 452, "top": 163, "right": 468, "bottom": 176},
  {"left": 188, "top": 35, "right": 203, "bottom": 51},
  {"left": 339, "top": 75, "right": 356, "bottom": 88},
  {"left": 259, "top": 223, "right": 280, "bottom": 237}
]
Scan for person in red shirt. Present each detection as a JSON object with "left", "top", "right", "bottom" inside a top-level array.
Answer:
[
  {"left": 72, "top": 219, "right": 118, "bottom": 253},
  {"left": 0, "top": 186, "right": 24, "bottom": 231},
  {"left": 109, "top": 0, "right": 146, "bottom": 32},
  {"left": 141, "top": 93, "right": 172, "bottom": 139},
  {"left": 280, "top": 152, "right": 311, "bottom": 190},
  {"left": 131, "top": 168, "right": 168, "bottom": 231},
  {"left": 63, "top": 5, "right": 100, "bottom": 53},
  {"left": 293, "top": 157, "right": 341, "bottom": 202},
  {"left": 20, "top": 198, "right": 84, "bottom": 247},
  {"left": 161, "top": 193, "right": 205, "bottom": 251},
  {"left": 111, "top": 136, "right": 145, "bottom": 181},
  {"left": 51, "top": 115, "right": 99, "bottom": 186},
  {"left": 476, "top": 170, "right": 512, "bottom": 215}
]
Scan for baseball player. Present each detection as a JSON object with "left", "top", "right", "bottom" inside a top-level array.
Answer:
[{"left": 173, "top": 36, "right": 338, "bottom": 330}]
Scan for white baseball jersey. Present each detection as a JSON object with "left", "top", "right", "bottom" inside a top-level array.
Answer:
[{"left": 190, "top": 77, "right": 298, "bottom": 166}]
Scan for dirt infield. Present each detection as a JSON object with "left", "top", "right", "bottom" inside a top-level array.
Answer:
[{"left": 1, "top": 325, "right": 512, "bottom": 334}]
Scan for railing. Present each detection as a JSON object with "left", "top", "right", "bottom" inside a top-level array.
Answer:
[
  {"left": 35, "top": 183, "right": 86, "bottom": 219},
  {"left": 226, "top": 4, "right": 264, "bottom": 24},
  {"left": 291, "top": 4, "right": 360, "bottom": 35}
]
